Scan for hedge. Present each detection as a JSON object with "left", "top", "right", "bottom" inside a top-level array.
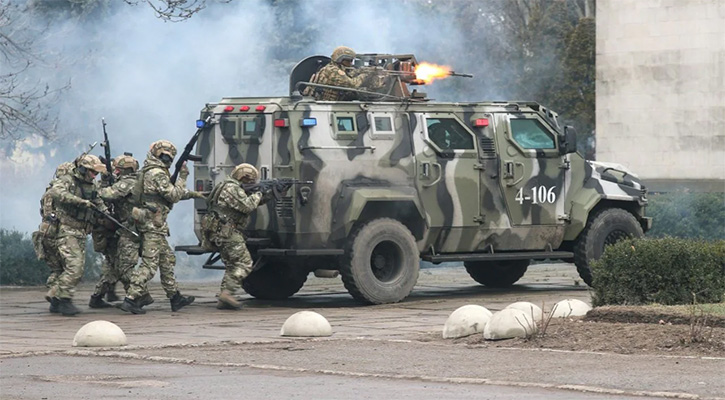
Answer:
[{"left": 591, "top": 237, "right": 725, "bottom": 306}]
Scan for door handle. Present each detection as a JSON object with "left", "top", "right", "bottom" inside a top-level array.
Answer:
[
  {"left": 423, "top": 162, "right": 442, "bottom": 188},
  {"left": 504, "top": 161, "right": 524, "bottom": 187}
]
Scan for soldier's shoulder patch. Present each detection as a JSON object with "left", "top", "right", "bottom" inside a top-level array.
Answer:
[
  {"left": 337, "top": 70, "right": 346, "bottom": 76},
  {"left": 118, "top": 181, "right": 129, "bottom": 191}
]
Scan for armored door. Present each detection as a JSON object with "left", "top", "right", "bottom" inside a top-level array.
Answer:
[
  {"left": 412, "top": 112, "right": 482, "bottom": 253},
  {"left": 495, "top": 112, "right": 569, "bottom": 248}
]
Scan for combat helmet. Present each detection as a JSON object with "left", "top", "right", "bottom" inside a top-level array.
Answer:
[
  {"left": 112, "top": 153, "right": 139, "bottom": 172},
  {"left": 76, "top": 154, "right": 107, "bottom": 174},
  {"left": 331, "top": 46, "right": 355, "bottom": 64},
  {"left": 230, "top": 163, "right": 258, "bottom": 183},
  {"left": 149, "top": 140, "right": 177, "bottom": 159}
]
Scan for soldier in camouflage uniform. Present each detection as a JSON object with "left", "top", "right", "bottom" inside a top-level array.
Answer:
[
  {"left": 89, "top": 154, "right": 155, "bottom": 309},
  {"left": 46, "top": 154, "right": 108, "bottom": 316},
  {"left": 119, "top": 140, "right": 199, "bottom": 314},
  {"left": 201, "top": 163, "right": 265, "bottom": 310},
  {"left": 308, "top": 46, "right": 385, "bottom": 101},
  {"left": 32, "top": 161, "right": 74, "bottom": 313}
]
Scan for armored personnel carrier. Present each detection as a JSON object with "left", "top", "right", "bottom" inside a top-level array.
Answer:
[{"left": 177, "top": 54, "right": 651, "bottom": 304}]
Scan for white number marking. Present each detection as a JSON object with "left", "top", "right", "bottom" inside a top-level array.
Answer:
[{"left": 516, "top": 186, "right": 557, "bottom": 205}]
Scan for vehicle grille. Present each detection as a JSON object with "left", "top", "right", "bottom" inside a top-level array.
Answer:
[
  {"left": 479, "top": 137, "right": 496, "bottom": 158},
  {"left": 275, "top": 196, "right": 294, "bottom": 219}
]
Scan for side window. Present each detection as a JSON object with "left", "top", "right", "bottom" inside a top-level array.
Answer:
[
  {"left": 332, "top": 114, "right": 358, "bottom": 140},
  {"left": 374, "top": 116, "right": 393, "bottom": 132},
  {"left": 370, "top": 114, "right": 395, "bottom": 140},
  {"left": 337, "top": 116, "right": 355, "bottom": 132},
  {"left": 510, "top": 119, "right": 555, "bottom": 149},
  {"left": 426, "top": 118, "right": 474, "bottom": 150}
]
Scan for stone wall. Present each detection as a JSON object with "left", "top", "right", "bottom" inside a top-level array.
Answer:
[{"left": 596, "top": 0, "right": 724, "bottom": 191}]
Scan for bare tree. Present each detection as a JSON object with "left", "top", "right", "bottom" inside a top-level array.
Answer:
[
  {"left": 123, "top": 0, "right": 230, "bottom": 22},
  {"left": 0, "top": 2, "right": 68, "bottom": 142}
]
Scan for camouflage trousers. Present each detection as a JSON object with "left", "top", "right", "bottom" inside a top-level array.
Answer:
[
  {"left": 126, "top": 232, "right": 178, "bottom": 300},
  {"left": 216, "top": 232, "right": 254, "bottom": 294},
  {"left": 42, "top": 231, "right": 64, "bottom": 291},
  {"left": 52, "top": 225, "right": 88, "bottom": 299},
  {"left": 92, "top": 233, "right": 140, "bottom": 297}
]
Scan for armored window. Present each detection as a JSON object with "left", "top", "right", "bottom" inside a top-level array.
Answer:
[
  {"left": 426, "top": 118, "right": 474, "bottom": 150},
  {"left": 220, "top": 115, "right": 265, "bottom": 144},
  {"left": 337, "top": 116, "right": 354, "bottom": 131},
  {"left": 510, "top": 119, "right": 555, "bottom": 149},
  {"left": 370, "top": 114, "right": 396, "bottom": 140},
  {"left": 332, "top": 114, "right": 358, "bottom": 140},
  {"left": 374, "top": 116, "right": 393, "bottom": 132}
]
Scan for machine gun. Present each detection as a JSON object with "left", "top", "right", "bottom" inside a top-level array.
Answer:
[
  {"left": 100, "top": 118, "right": 114, "bottom": 185},
  {"left": 242, "top": 179, "right": 313, "bottom": 202},
  {"left": 171, "top": 115, "right": 213, "bottom": 184}
]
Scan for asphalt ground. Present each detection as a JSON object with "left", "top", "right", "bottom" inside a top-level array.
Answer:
[{"left": 1, "top": 263, "right": 723, "bottom": 400}]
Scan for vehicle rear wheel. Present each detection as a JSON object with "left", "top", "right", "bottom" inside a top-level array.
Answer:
[
  {"left": 463, "top": 260, "right": 530, "bottom": 287},
  {"left": 574, "top": 208, "right": 644, "bottom": 287},
  {"left": 242, "top": 259, "right": 308, "bottom": 300},
  {"left": 340, "top": 218, "right": 419, "bottom": 304}
]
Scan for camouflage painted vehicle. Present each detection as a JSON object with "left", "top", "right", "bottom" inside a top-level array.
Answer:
[{"left": 178, "top": 54, "right": 651, "bottom": 304}]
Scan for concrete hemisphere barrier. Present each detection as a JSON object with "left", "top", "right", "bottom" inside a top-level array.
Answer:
[
  {"left": 280, "top": 311, "right": 333, "bottom": 337},
  {"left": 551, "top": 299, "right": 592, "bottom": 318},
  {"left": 483, "top": 308, "right": 537, "bottom": 340},
  {"left": 504, "top": 301, "right": 543, "bottom": 323},
  {"left": 72, "top": 320, "right": 127, "bottom": 347},
  {"left": 442, "top": 304, "right": 493, "bottom": 339}
]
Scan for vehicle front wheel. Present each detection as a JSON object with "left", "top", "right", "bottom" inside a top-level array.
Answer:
[
  {"left": 340, "top": 218, "right": 419, "bottom": 304},
  {"left": 574, "top": 208, "right": 644, "bottom": 287},
  {"left": 464, "top": 260, "right": 530, "bottom": 288},
  {"left": 242, "top": 259, "right": 308, "bottom": 300}
]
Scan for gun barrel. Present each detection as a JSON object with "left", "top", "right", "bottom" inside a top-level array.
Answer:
[{"left": 448, "top": 71, "right": 473, "bottom": 78}]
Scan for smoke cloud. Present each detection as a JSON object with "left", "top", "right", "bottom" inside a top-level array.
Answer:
[{"left": 2, "top": 0, "right": 510, "bottom": 278}]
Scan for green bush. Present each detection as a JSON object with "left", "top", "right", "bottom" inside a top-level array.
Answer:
[
  {"left": 591, "top": 237, "right": 725, "bottom": 306},
  {"left": 0, "top": 228, "right": 101, "bottom": 286},
  {"left": 647, "top": 191, "right": 725, "bottom": 240},
  {"left": 0, "top": 229, "right": 49, "bottom": 285}
]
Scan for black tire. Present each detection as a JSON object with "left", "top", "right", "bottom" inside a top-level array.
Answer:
[
  {"left": 463, "top": 259, "right": 530, "bottom": 287},
  {"left": 340, "top": 218, "right": 419, "bottom": 304},
  {"left": 242, "top": 259, "right": 308, "bottom": 300},
  {"left": 574, "top": 208, "right": 644, "bottom": 287}
]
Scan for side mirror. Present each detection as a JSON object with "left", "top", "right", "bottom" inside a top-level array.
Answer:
[{"left": 559, "top": 125, "right": 578, "bottom": 155}]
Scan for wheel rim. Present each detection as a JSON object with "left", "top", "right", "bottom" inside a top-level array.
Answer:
[{"left": 369, "top": 240, "right": 402, "bottom": 282}]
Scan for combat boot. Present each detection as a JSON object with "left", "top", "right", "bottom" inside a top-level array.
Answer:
[
  {"left": 49, "top": 297, "right": 60, "bottom": 314},
  {"left": 57, "top": 298, "right": 80, "bottom": 316},
  {"left": 105, "top": 289, "right": 120, "bottom": 302},
  {"left": 136, "top": 293, "right": 155, "bottom": 308},
  {"left": 88, "top": 294, "right": 114, "bottom": 309},
  {"left": 44, "top": 287, "right": 57, "bottom": 303},
  {"left": 103, "top": 282, "right": 119, "bottom": 302},
  {"left": 119, "top": 297, "right": 146, "bottom": 315},
  {"left": 170, "top": 291, "right": 195, "bottom": 312},
  {"left": 216, "top": 291, "right": 241, "bottom": 310}
]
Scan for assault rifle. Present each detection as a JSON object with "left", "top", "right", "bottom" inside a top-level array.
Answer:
[
  {"left": 91, "top": 204, "right": 139, "bottom": 238},
  {"left": 171, "top": 115, "right": 212, "bottom": 184},
  {"left": 100, "top": 118, "right": 114, "bottom": 185},
  {"left": 242, "top": 178, "right": 313, "bottom": 202}
]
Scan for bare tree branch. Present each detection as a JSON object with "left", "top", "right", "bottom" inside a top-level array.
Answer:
[
  {"left": 0, "top": 2, "right": 68, "bottom": 142},
  {"left": 123, "top": 0, "right": 230, "bottom": 22}
]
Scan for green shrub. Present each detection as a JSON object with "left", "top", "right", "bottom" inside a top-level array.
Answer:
[
  {"left": 591, "top": 237, "right": 725, "bottom": 306},
  {"left": 0, "top": 228, "right": 101, "bottom": 286},
  {"left": 647, "top": 191, "right": 725, "bottom": 240},
  {"left": 0, "top": 229, "right": 49, "bottom": 285}
]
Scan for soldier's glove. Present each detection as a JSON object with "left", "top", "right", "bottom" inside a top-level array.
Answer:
[
  {"left": 179, "top": 163, "right": 189, "bottom": 180},
  {"left": 189, "top": 191, "right": 206, "bottom": 199}
]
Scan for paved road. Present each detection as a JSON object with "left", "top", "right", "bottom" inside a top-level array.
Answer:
[{"left": 1, "top": 263, "right": 723, "bottom": 399}]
